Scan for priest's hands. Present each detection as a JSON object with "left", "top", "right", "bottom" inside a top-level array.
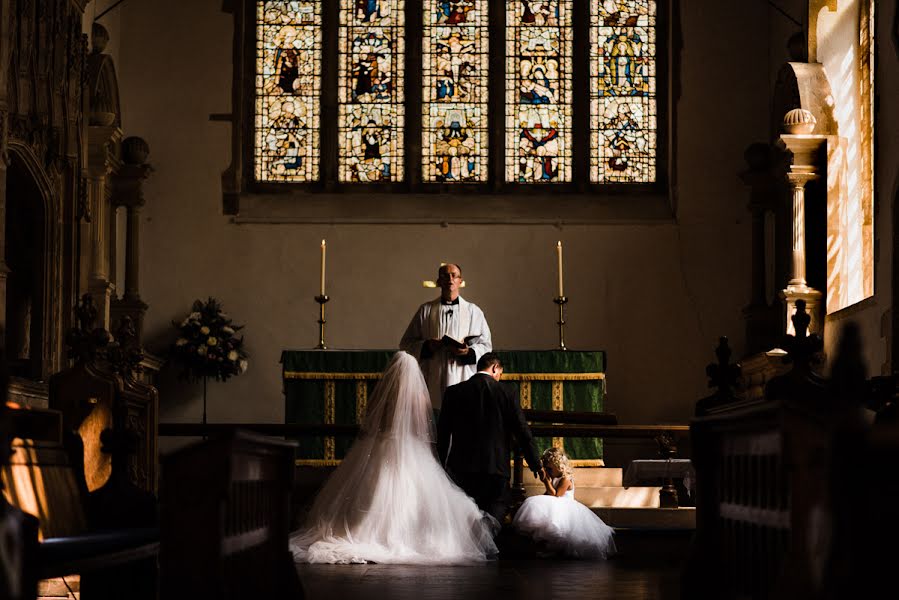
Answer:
[{"left": 450, "top": 346, "right": 471, "bottom": 356}]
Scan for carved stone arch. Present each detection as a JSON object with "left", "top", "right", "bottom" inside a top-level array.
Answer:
[
  {"left": 771, "top": 62, "right": 838, "bottom": 139},
  {"left": 4, "top": 139, "right": 61, "bottom": 380},
  {"left": 87, "top": 51, "right": 122, "bottom": 127}
]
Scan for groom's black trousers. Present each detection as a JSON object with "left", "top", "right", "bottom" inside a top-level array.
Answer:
[{"left": 450, "top": 472, "right": 509, "bottom": 524}]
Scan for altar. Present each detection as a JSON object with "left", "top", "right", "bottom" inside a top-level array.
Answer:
[{"left": 281, "top": 349, "right": 606, "bottom": 466}]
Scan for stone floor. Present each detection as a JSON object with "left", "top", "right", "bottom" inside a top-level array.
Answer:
[
  {"left": 298, "top": 558, "right": 682, "bottom": 600},
  {"left": 37, "top": 575, "right": 79, "bottom": 599},
  {"left": 297, "top": 527, "right": 687, "bottom": 600}
]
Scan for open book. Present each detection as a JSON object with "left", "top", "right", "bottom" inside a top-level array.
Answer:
[{"left": 441, "top": 335, "right": 479, "bottom": 349}]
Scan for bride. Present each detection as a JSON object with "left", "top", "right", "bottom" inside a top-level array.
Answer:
[{"left": 290, "top": 351, "right": 498, "bottom": 564}]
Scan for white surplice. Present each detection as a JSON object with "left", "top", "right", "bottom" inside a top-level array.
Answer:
[{"left": 399, "top": 296, "right": 492, "bottom": 409}]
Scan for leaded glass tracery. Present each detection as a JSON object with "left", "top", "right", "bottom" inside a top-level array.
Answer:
[
  {"left": 422, "top": 0, "right": 489, "bottom": 183},
  {"left": 505, "top": 1, "right": 572, "bottom": 183},
  {"left": 338, "top": 0, "right": 406, "bottom": 182},
  {"left": 590, "top": 0, "right": 657, "bottom": 183},
  {"left": 255, "top": 1, "right": 322, "bottom": 182},
  {"left": 252, "top": 0, "right": 662, "bottom": 188}
]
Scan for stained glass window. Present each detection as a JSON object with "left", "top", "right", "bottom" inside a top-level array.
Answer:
[
  {"left": 590, "top": 0, "right": 657, "bottom": 183},
  {"left": 505, "top": 1, "right": 572, "bottom": 183},
  {"left": 255, "top": 1, "right": 322, "bottom": 182},
  {"left": 338, "top": 1, "right": 405, "bottom": 182},
  {"left": 422, "top": 0, "right": 489, "bottom": 183},
  {"left": 252, "top": 0, "right": 662, "bottom": 188}
]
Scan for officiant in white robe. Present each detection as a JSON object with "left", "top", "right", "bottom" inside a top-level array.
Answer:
[{"left": 400, "top": 263, "right": 492, "bottom": 409}]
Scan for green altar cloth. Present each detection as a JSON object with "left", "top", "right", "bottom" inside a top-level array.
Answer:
[{"left": 281, "top": 349, "right": 605, "bottom": 465}]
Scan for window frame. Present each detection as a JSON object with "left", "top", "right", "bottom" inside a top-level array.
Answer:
[{"left": 223, "top": 0, "right": 676, "bottom": 222}]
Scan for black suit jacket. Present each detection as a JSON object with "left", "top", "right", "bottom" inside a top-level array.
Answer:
[{"left": 437, "top": 373, "right": 541, "bottom": 479}]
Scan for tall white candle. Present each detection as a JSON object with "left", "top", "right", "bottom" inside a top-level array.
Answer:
[
  {"left": 320, "top": 239, "right": 326, "bottom": 295},
  {"left": 556, "top": 241, "right": 564, "bottom": 297}
]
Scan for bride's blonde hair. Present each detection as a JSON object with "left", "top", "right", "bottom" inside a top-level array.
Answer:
[{"left": 541, "top": 446, "right": 574, "bottom": 481}]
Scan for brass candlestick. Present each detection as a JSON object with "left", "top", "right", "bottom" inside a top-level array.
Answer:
[
  {"left": 315, "top": 294, "right": 329, "bottom": 349},
  {"left": 554, "top": 296, "right": 568, "bottom": 351}
]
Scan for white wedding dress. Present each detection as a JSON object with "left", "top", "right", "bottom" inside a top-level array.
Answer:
[
  {"left": 513, "top": 478, "right": 616, "bottom": 559},
  {"left": 289, "top": 351, "right": 498, "bottom": 565}
]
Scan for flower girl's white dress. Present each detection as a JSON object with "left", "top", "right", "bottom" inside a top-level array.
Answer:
[{"left": 513, "top": 478, "right": 616, "bottom": 559}]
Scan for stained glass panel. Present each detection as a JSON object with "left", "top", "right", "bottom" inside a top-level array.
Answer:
[
  {"left": 505, "top": 1, "right": 572, "bottom": 183},
  {"left": 338, "top": 1, "right": 405, "bottom": 182},
  {"left": 422, "top": 1, "right": 489, "bottom": 183},
  {"left": 255, "top": 1, "right": 322, "bottom": 182},
  {"left": 590, "top": 0, "right": 657, "bottom": 183}
]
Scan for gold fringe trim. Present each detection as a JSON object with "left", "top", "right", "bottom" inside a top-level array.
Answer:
[
  {"left": 502, "top": 373, "right": 605, "bottom": 382},
  {"left": 355, "top": 381, "right": 368, "bottom": 425},
  {"left": 301, "top": 458, "right": 605, "bottom": 468},
  {"left": 284, "top": 371, "right": 605, "bottom": 382},
  {"left": 519, "top": 381, "right": 532, "bottom": 409},
  {"left": 295, "top": 459, "right": 343, "bottom": 467},
  {"left": 324, "top": 381, "right": 335, "bottom": 460},
  {"left": 551, "top": 381, "right": 564, "bottom": 411},
  {"left": 570, "top": 459, "right": 605, "bottom": 467},
  {"left": 284, "top": 372, "right": 383, "bottom": 380}
]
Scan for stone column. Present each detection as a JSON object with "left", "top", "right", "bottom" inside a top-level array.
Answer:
[
  {"left": 776, "top": 113, "right": 825, "bottom": 337},
  {"left": 85, "top": 125, "right": 122, "bottom": 329},
  {"left": 110, "top": 137, "right": 151, "bottom": 342},
  {"left": 0, "top": 116, "right": 9, "bottom": 340}
]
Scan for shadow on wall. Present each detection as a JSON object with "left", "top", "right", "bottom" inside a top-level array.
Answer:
[{"left": 143, "top": 328, "right": 198, "bottom": 418}]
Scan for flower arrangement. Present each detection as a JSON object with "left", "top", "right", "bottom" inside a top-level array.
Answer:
[{"left": 171, "top": 297, "right": 248, "bottom": 382}]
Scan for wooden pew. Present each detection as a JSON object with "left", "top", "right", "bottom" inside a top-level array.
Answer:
[
  {"left": 1, "top": 402, "right": 158, "bottom": 599},
  {"left": 685, "top": 311, "right": 891, "bottom": 599},
  {"left": 159, "top": 429, "right": 302, "bottom": 598}
]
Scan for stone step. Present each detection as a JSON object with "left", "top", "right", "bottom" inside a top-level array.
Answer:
[
  {"left": 522, "top": 484, "right": 661, "bottom": 508},
  {"left": 569, "top": 466, "right": 623, "bottom": 487},
  {"left": 592, "top": 507, "right": 696, "bottom": 530}
]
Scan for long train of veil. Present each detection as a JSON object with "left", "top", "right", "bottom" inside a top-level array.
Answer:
[{"left": 290, "top": 351, "right": 497, "bottom": 564}]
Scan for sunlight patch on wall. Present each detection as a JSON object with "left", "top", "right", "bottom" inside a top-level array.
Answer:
[{"left": 818, "top": 0, "right": 874, "bottom": 314}]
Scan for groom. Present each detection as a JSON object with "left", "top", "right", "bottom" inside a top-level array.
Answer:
[{"left": 437, "top": 353, "right": 543, "bottom": 524}]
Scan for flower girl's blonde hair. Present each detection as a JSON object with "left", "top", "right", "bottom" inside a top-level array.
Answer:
[{"left": 541, "top": 446, "right": 574, "bottom": 481}]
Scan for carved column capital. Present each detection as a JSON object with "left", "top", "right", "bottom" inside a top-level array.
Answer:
[
  {"left": 776, "top": 134, "right": 826, "bottom": 177},
  {"left": 86, "top": 124, "right": 123, "bottom": 178},
  {"left": 110, "top": 164, "right": 153, "bottom": 208}
]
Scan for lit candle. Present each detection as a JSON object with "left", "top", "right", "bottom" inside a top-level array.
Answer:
[
  {"left": 556, "top": 241, "right": 564, "bottom": 297},
  {"left": 320, "top": 239, "right": 326, "bottom": 296}
]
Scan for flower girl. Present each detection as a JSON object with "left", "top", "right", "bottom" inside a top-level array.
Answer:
[{"left": 512, "top": 447, "right": 616, "bottom": 559}]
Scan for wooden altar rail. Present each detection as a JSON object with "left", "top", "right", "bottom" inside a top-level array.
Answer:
[
  {"left": 159, "top": 421, "right": 690, "bottom": 510},
  {"left": 158, "top": 422, "right": 688, "bottom": 440}
]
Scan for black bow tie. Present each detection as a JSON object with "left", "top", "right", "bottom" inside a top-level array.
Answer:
[{"left": 441, "top": 298, "right": 459, "bottom": 306}]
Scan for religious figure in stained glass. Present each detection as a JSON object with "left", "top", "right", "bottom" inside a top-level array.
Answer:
[
  {"left": 519, "top": 123, "right": 560, "bottom": 182},
  {"left": 590, "top": 0, "right": 656, "bottom": 182},
  {"left": 506, "top": 0, "right": 571, "bottom": 183},
  {"left": 598, "top": 31, "right": 649, "bottom": 96},
  {"left": 338, "top": 0, "right": 405, "bottom": 182},
  {"left": 434, "top": 31, "right": 478, "bottom": 102},
  {"left": 255, "top": 1, "right": 321, "bottom": 182},
  {"left": 437, "top": 0, "right": 474, "bottom": 25},
  {"left": 351, "top": 33, "right": 393, "bottom": 102},
  {"left": 520, "top": 0, "right": 557, "bottom": 26},
  {"left": 432, "top": 109, "right": 477, "bottom": 181},
  {"left": 602, "top": 101, "right": 646, "bottom": 172},
  {"left": 356, "top": 0, "right": 384, "bottom": 22},
  {"left": 423, "top": 0, "right": 488, "bottom": 183}
]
